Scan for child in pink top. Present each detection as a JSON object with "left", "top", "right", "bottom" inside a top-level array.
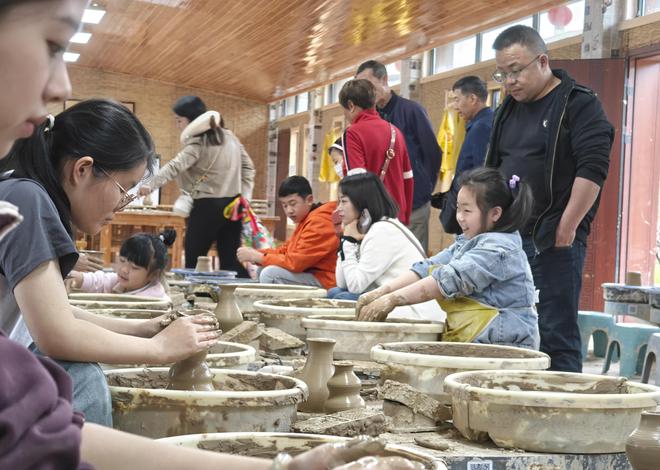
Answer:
[{"left": 68, "top": 230, "right": 176, "bottom": 300}]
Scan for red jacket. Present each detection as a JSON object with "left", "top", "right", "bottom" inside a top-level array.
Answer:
[
  {"left": 342, "top": 109, "right": 414, "bottom": 224},
  {"left": 259, "top": 201, "right": 338, "bottom": 289}
]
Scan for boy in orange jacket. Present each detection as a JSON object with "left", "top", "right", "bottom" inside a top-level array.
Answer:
[{"left": 237, "top": 176, "right": 338, "bottom": 289}]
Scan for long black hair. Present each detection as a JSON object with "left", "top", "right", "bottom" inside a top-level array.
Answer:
[
  {"left": 457, "top": 167, "right": 533, "bottom": 233},
  {"left": 339, "top": 172, "right": 399, "bottom": 223},
  {"left": 120, "top": 229, "right": 176, "bottom": 274},
  {"left": 172, "top": 95, "right": 224, "bottom": 146},
  {"left": 1, "top": 99, "right": 156, "bottom": 234}
]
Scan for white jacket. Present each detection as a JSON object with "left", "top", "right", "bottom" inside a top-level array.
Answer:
[{"left": 336, "top": 218, "right": 445, "bottom": 322}]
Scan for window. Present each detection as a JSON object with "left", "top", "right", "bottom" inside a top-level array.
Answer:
[
  {"left": 539, "top": 1, "right": 585, "bottom": 43},
  {"left": 295, "top": 92, "right": 309, "bottom": 113},
  {"left": 284, "top": 96, "right": 296, "bottom": 116},
  {"left": 386, "top": 61, "right": 401, "bottom": 85},
  {"left": 640, "top": 0, "right": 660, "bottom": 15},
  {"left": 481, "top": 17, "right": 534, "bottom": 61},
  {"left": 329, "top": 77, "right": 350, "bottom": 104},
  {"left": 432, "top": 36, "right": 477, "bottom": 74}
]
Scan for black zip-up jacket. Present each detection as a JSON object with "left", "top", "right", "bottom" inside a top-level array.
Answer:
[{"left": 485, "top": 69, "right": 614, "bottom": 254}]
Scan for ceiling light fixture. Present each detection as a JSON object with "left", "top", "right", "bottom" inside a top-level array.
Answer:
[
  {"left": 82, "top": 7, "right": 106, "bottom": 24},
  {"left": 70, "top": 32, "right": 92, "bottom": 44},
  {"left": 63, "top": 52, "right": 80, "bottom": 62}
]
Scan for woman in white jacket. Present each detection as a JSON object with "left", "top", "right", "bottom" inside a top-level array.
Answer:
[
  {"left": 139, "top": 96, "right": 255, "bottom": 276},
  {"left": 330, "top": 172, "right": 445, "bottom": 322}
]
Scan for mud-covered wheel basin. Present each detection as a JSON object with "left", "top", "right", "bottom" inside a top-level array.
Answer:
[
  {"left": 232, "top": 283, "right": 327, "bottom": 314},
  {"left": 157, "top": 432, "right": 444, "bottom": 469},
  {"left": 371, "top": 342, "right": 550, "bottom": 400},
  {"left": 105, "top": 368, "right": 308, "bottom": 438},
  {"left": 253, "top": 298, "right": 356, "bottom": 339},
  {"left": 102, "top": 342, "right": 256, "bottom": 371},
  {"left": 87, "top": 308, "right": 170, "bottom": 319},
  {"left": 68, "top": 293, "right": 171, "bottom": 310},
  {"left": 302, "top": 315, "right": 444, "bottom": 361},
  {"left": 444, "top": 370, "right": 660, "bottom": 454}
]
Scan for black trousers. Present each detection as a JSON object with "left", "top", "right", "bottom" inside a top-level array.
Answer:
[{"left": 185, "top": 197, "right": 248, "bottom": 277}]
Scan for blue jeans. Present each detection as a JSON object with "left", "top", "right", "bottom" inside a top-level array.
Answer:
[
  {"left": 30, "top": 345, "right": 112, "bottom": 426},
  {"left": 327, "top": 287, "right": 360, "bottom": 301},
  {"left": 523, "top": 238, "right": 586, "bottom": 372}
]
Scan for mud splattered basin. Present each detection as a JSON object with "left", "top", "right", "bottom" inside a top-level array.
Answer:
[
  {"left": 157, "top": 432, "right": 444, "bottom": 469},
  {"left": 68, "top": 293, "right": 171, "bottom": 310},
  {"left": 603, "top": 283, "right": 653, "bottom": 320},
  {"left": 444, "top": 370, "right": 660, "bottom": 453},
  {"left": 102, "top": 342, "right": 257, "bottom": 371},
  {"left": 88, "top": 308, "right": 170, "bottom": 319},
  {"left": 253, "top": 298, "right": 356, "bottom": 339},
  {"left": 105, "top": 368, "right": 308, "bottom": 438},
  {"left": 371, "top": 342, "right": 550, "bottom": 402},
  {"left": 233, "top": 284, "right": 327, "bottom": 314},
  {"left": 302, "top": 315, "right": 444, "bottom": 361}
]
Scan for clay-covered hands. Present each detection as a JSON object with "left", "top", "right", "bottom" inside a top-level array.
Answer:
[
  {"left": 137, "top": 185, "right": 152, "bottom": 197},
  {"left": 357, "top": 293, "right": 399, "bottom": 322},
  {"left": 152, "top": 314, "right": 220, "bottom": 363},
  {"left": 75, "top": 253, "right": 105, "bottom": 272},
  {"left": 355, "top": 285, "right": 391, "bottom": 319},
  {"left": 237, "top": 246, "right": 264, "bottom": 264},
  {"left": 288, "top": 437, "right": 391, "bottom": 470},
  {"left": 333, "top": 456, "right": 425, "bottom": 470}
]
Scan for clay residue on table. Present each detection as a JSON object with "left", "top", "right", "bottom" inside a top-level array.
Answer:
[{"left": 383, "top": 343, "right": 541, "bottom": 359}]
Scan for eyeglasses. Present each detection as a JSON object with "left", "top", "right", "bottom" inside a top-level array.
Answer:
[
  {"left": 98, "top": 167, "right": 137, "bottom": 211},
  {"left": 492, "top": 54, "right": 542, "bottom": 83}
]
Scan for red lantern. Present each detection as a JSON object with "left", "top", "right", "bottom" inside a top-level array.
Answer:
[{"left": 548, "top": 5, "right": 573, "bottom": 28}]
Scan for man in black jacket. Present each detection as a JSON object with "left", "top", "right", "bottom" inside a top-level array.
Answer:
[{"left": 485, "top": 26, "right": 614, "bottom": 372}]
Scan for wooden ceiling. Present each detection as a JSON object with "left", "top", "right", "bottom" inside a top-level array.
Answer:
[{"left": 75, "top": 0, "right": 566, "bottom": 102}]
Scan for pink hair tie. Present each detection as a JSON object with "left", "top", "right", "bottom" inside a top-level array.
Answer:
[{"left": 509, "top": 175, "right": 520, "bottom": 189}]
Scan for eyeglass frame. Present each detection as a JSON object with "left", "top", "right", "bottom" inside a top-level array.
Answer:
[
  {"left": 97, "top": 167, "right": 137, "bottom": 211},
  {"left": 492, "top": 54, "right": 543, "bottom": 83}
]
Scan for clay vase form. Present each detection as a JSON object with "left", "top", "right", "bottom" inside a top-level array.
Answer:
[
  {"left": 142, "top": 193, "right": 153, "bottom": 207},
  {"left": 167, "top": 349, "right": 215, "bottom": 391},
  {"left": 215, "top": 284, "right": 243, "bottom": 333},
  {"left": 626, "top": 411, "right": 660, "bottom": 470},
  {"left": 298, "top": 338, "right": 336, "bottom": 413},
  {"left": 324, "top": 361, "right": 365, "bottom": 413},
  {"left": 195, "top": 256, "right": 213, "bottom": 273}
]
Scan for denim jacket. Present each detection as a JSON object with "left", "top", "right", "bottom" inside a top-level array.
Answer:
[{"left": 411, "top": 231, "right": 540, "bottom": 349}]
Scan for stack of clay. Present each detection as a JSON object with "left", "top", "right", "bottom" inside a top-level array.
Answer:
[
  {"left": 219, "top": 320, "right": 305, "bottom": 355},
  {"left": 379, "top": 380, "right": 451, "bottom": 432}
]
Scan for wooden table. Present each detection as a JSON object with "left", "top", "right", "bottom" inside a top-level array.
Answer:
[{"left": 98, "top": 209, "right": 186, "bottom": 268}]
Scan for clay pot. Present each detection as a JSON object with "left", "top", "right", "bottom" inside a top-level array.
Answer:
[
  {"left": 215, "top": 284, "right": 243, "bottom": 332},
  {"left": 167, "top": 350, "right": 214, "bottom": 391},
  {"left": 195, "top": 256, "right": 213, "bottom": 273},
  {"left": 626, "top": 411, "right": 660, "bottom": 470},
  {"left": 324, "top": 361, "right": 365, "bottom": 413},
  {"left": 298, "top": 338, "right": 336, "bottom": 412}
]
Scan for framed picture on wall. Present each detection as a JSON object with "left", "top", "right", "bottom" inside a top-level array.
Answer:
[{"left": 63, "top": 99, "right": 135, "bottom": 113}]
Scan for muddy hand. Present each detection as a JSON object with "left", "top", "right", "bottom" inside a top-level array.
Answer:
[
  {"left": 355, "top": 287, "right": 388, "bottom": 319},
  {"left": 154, "top": 315, "right": 219, "bottom": 363},
  {"left": 75, "top": 253, "right": 105, "bottom": 272},
  {"left": 288, "top": 437, "right": 387, "bottom": 470},
  {"left": 357, "top": 294, "right": 396, "bottom": 322}
]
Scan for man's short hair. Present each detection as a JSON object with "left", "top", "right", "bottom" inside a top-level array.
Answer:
[
  {"left": 492, "top": 25, "right": 548, "bottom": 55},
  {"left": 278, "top": 176, "right": 313, "bottom": 198},
  {"left": 452, "top": 76, "right": 488, "bottom": 102},
  {"left": 339, "top": 79, "right": 376, "bottom": 110},
  {"left": 356, "top": 60, "right": 388, "bottom": 79}
]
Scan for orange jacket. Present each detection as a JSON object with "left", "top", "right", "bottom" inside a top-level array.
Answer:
[{"left": 259, "top": 201, "right": 339, "bottom": 289}]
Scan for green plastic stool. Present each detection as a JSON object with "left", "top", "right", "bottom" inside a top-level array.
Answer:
[
  {"left": 577, "top": 310, "right": 613, "bottom": 359},
  {"left": 603, "top": 323, "right": 660, "bottom": 378}
]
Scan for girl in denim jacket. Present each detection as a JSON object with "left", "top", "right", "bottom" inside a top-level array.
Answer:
[{"left": 357, "top": 167, "right": 540, "bottom": 350}]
